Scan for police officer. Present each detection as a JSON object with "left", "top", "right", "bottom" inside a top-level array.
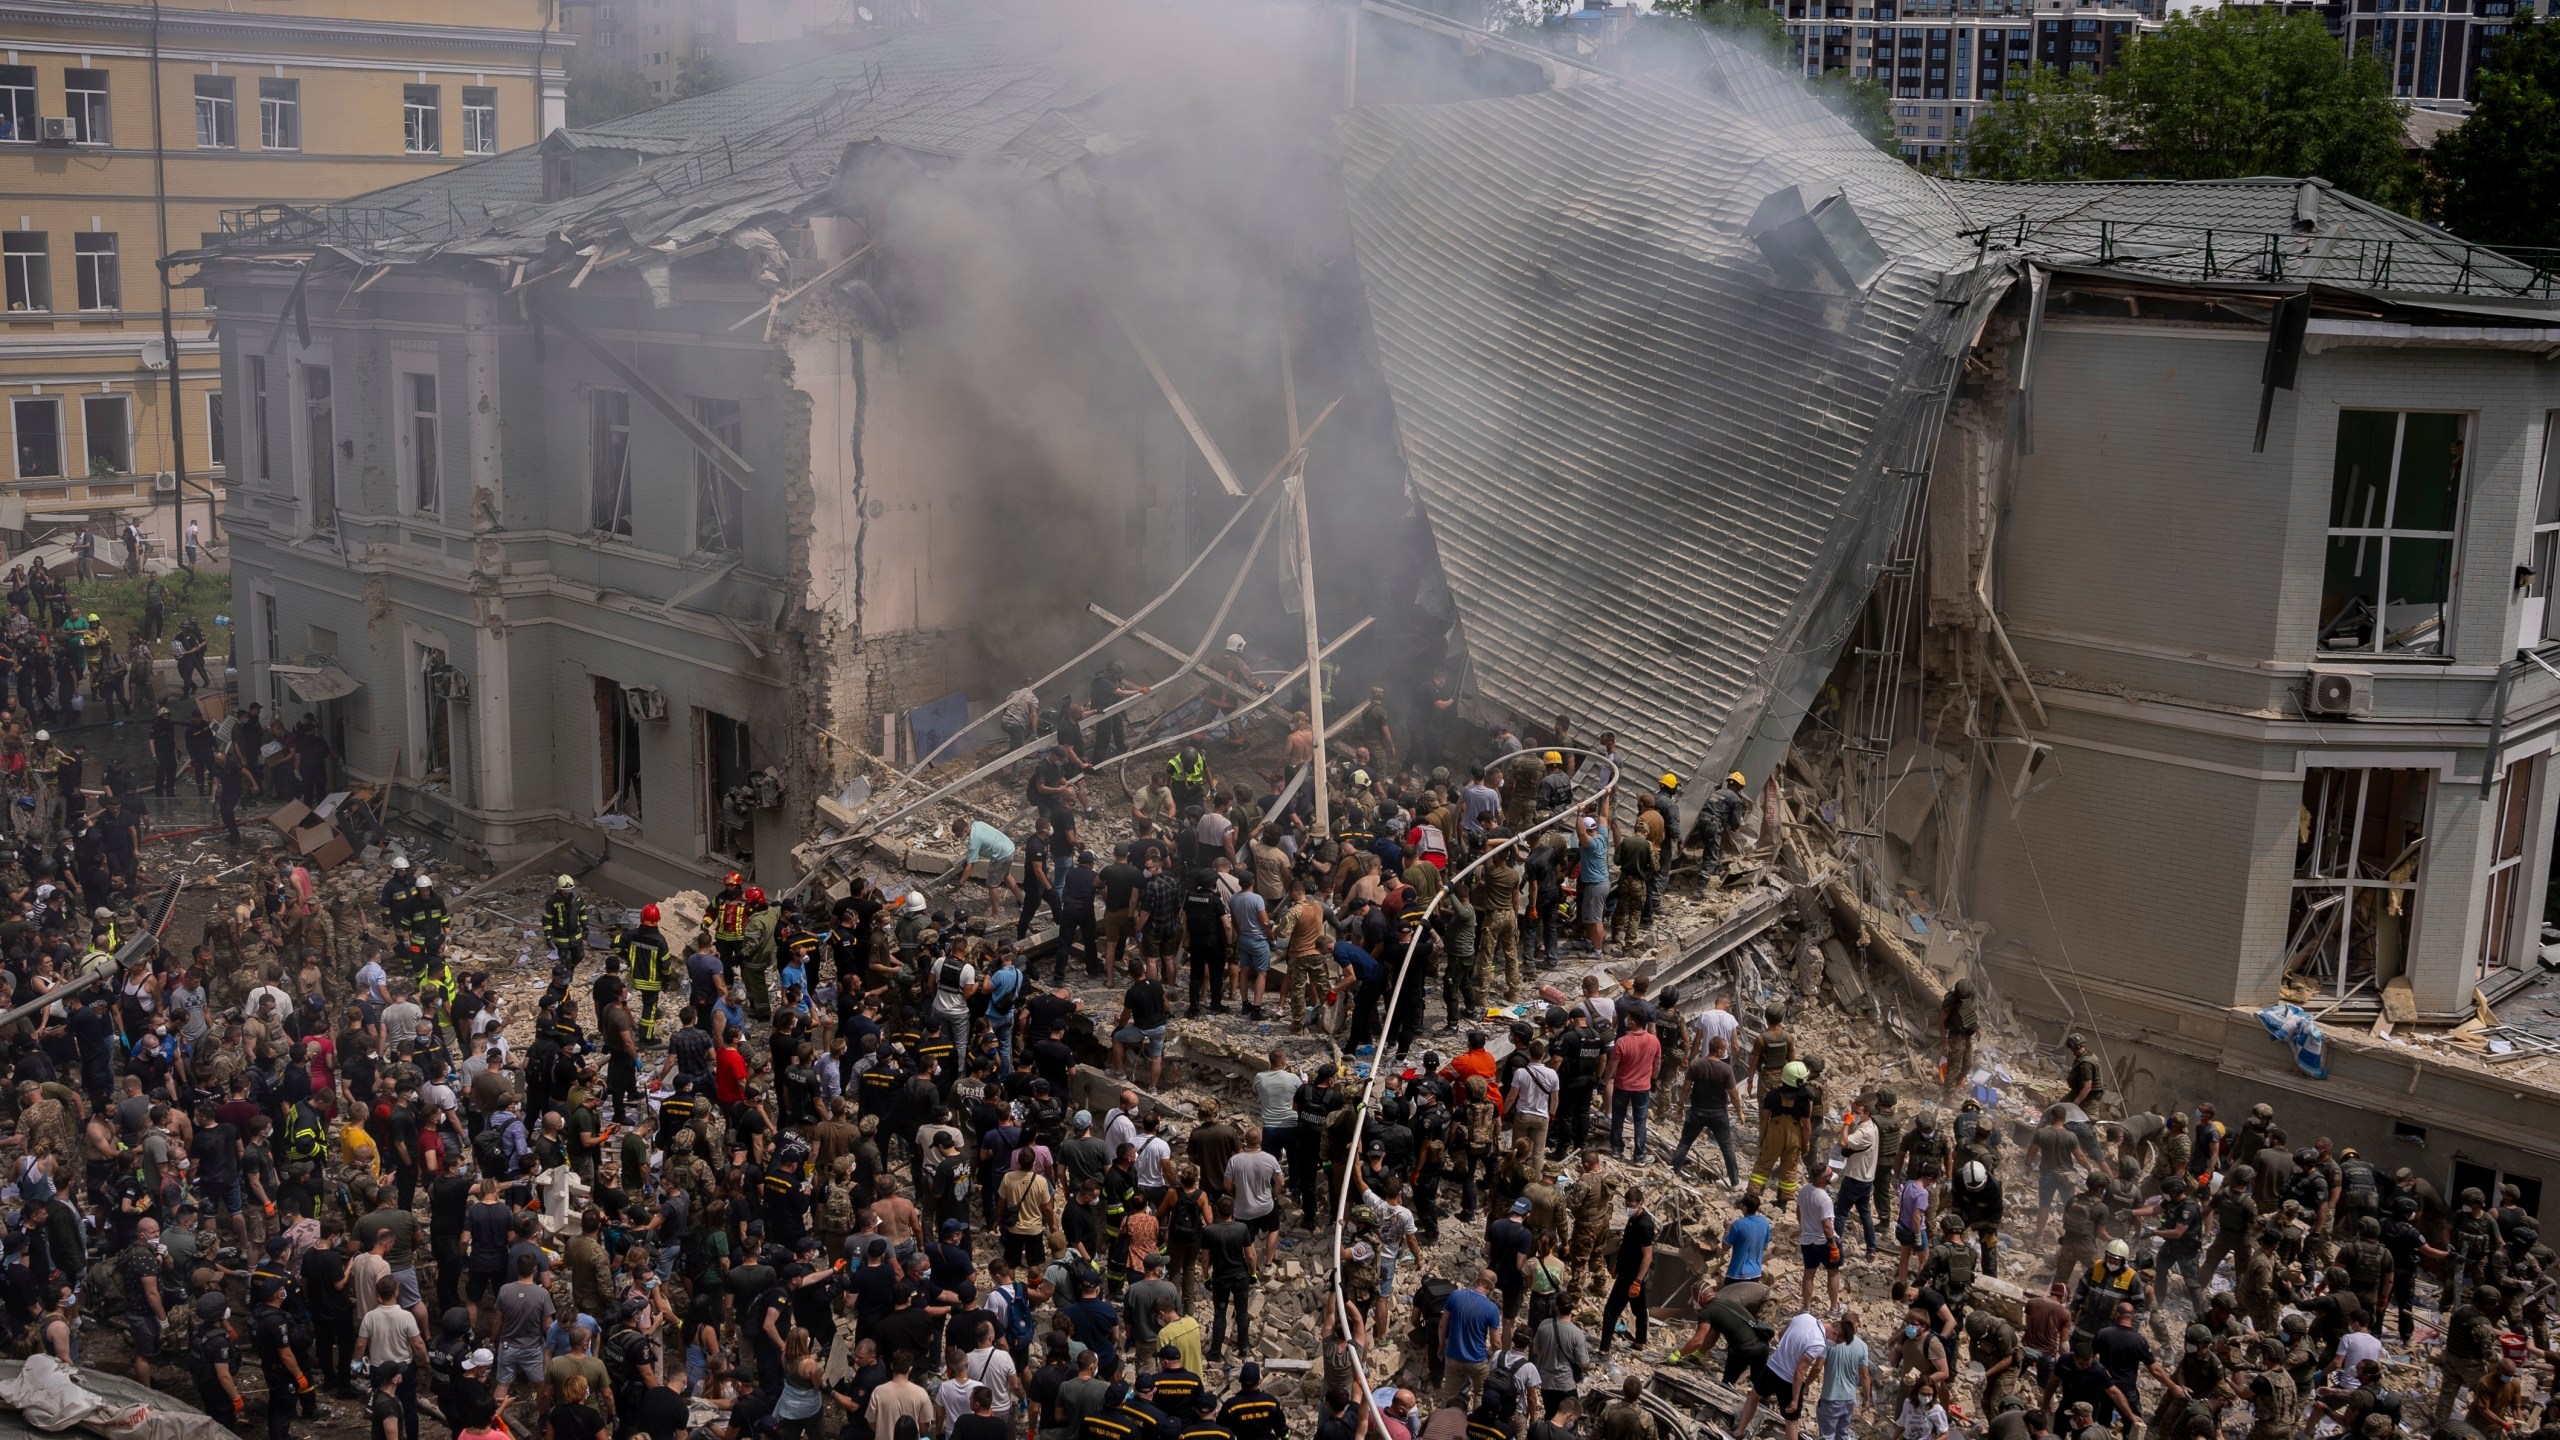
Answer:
[
  {"left": 191, "top": 1293, "right": 246, "bottom": 1429},
  {"left": 251, "top": 1236, "right": 319, "bottom": 1419},
  {"left": 250, "top": 1277, "right": 311, "bottom": 1440},
  {"left": 1220, "top": 1361, "right": 1285, "bottom": 1440},
  {"left": 543, "top": 875, "right": 589, "bottom": 973}
]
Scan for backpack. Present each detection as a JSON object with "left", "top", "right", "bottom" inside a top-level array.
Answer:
[
  {"left": 1483, "top": 1355, "right": 1527, "bottom": 1418},
  {"left": 1000, "top": 1281, "right": 1035, "bottom": 1349},
  {"left": 472, "top": 1122, "right": 510, "bottom": 1177},
  {"left": 602, "top": 1326, "right": 652, "bottom": 1401},
  {"left": 83, "top": 1245, "right": 139, "bottom": 1313},
  {"left": 1029, "top": 1097, "right": 1065, "bottom": 1148},
  {"left": 1935, "top": 1241, "right": 1976, "bottom": 1293},
  {"left": 1165, "top": 1189, "right": 1206, "bottom": 1246}
]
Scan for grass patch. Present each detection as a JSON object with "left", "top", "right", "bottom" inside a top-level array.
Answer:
[{"left": 61, "top": 571, "right": 233, "bottom": 660}]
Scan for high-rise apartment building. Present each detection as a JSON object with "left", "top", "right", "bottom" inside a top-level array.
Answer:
[
  {"left": 0, "top": 1, "right": 564, "bottom": 543},
  {"left": 1777, "top": 0, "right": 2145, "bottom": 164}
]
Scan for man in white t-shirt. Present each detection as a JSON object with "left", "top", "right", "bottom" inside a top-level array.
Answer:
[
  {"left": 1794, "top": 1159, "right": 1842, "bottom": 1314},
  {"left": 1690, "top": 995, "right": 1740, "bottom": 1063},
  {"left": 1508, "top": 1044, "right": 1560, "bottom": 1161},
  {"left": 1738, "top": 1307, "right": 1829, "bottom": 1439}
]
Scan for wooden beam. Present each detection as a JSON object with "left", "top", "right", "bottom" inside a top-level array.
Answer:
[{"left": 1110, "top": 299, "right": 1243, "bottom": 496}]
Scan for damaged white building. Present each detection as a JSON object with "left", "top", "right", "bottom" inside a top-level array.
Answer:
[{"left": 179, "top": 0, "right": 2560, "bottom": 1195}]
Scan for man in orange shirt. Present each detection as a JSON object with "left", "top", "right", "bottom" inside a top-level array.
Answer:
[
  {"left": 1602, "top": 1014, "right": 1661, "bottom": 1165},
  {"left": 1444, "top": 1031, "right": 1505, "bottom": 1119}
]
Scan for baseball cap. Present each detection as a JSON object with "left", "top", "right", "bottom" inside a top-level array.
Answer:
[
  {"left": 1239, "top": 1363, "right": 1263, "bottom": 1387},
  {"left": 465, "top": 1349, "right": 494, "bottom": 1371},
  {"left": 1511, "top": 1197, "right": 1532, "bottom": 1215},
  {"left": 1073, "top": 1110, "right": 1094, "bottom": 1130}
]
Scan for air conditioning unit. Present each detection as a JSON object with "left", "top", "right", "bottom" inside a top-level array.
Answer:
[
  {"left": 37, "top": 117, "right": 76, "bottom": 145},
  {"left": 152, "top": 471, "right": 176, "bottom": 494},
  {"left": 622, "top": 685, "right": 668, "bottom": 722},
  {"left": 2304, "top": 665, "right": 2375, "bottom": 718}
]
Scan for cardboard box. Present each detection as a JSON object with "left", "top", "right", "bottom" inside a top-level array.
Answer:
[
  {"left": 306, "top": 834, "right": 355, "bottom": 870},
  {"left": 291, "top": 822, "right": 341, "bottom": 858},
  {"left": 267, "top": 800, "right": 314, "bottom": 834},
  {"left": 194, "top": 692, "right": 230, "bottom": 723}
]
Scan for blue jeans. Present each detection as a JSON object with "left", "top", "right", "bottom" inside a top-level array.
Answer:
[
  {"left": 1815, "top": 1397, "right": 1856, "bottom": 1440},
  {"left": 1836, "top": 1177, "right": 1878, "bottom": 1255},
  {"left": 2038, "top": 1170, "right": 2075, "bottom": 1217},
  {"left": 1609, "top": 1090, "right": 1652, "bottom": 1161}
]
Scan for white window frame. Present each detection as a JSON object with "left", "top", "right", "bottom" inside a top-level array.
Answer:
[
  {"left": 2289, "top": 765, "right": 2432, "bottom": 999},
  {"left": 245, "top": 353, "right": 271, "bottom": 484},
  {"left": 393, "top": 354, "right": 443, "bottom": 517},
  {"left": 291, "top": 346, "right": 337, "bottom": 533},
  {"left": 0, "top": 66, "right": 34, "bottom": 142},
  {"left": 461, "top": 87, "right": 497, "bottom": 155},
  {"left": 2480, "top": 753, "right": 2543, "bottom": 983},
  {"left": 80, "top": 391, "right": 130, "bottom": 475},
  {"left": 2527, "top": 414, "right": 2560, "bottom": 648},
  {"left": 257, "top": 77, "right": 299, "bottom": 151},
  {"left": 3, "top": 232, "right": 48, "bottom": 313},
  {"left": 402, "top": 85, "right": 440, "bottom": 154},
  {"left": 2321, "top": 409, "right": 2471, "bottom": 658},
  {"left": 11, "top": 396, "right": 61, "bottom": 479},
  {"left": 72, "top": 233, "right": 117, "bottom": 312},
  {"left": 63, "top": 68, "right": 108, "bottom": 146},
  {"left": 194, "top": 76, "right": 236, "bottom": 150}
]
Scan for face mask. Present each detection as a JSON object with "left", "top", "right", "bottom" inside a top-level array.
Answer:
[{"left": 1904, "top": 1324, "right": 1921, "bottom": 1338}]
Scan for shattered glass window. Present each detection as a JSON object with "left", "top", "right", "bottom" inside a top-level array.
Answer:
[
  {"left": 2289, "top": 767, "right": 2428, "bottom": 1000},
  {"left": 2321, "top": 410, "right": 2464, "bottom": 656},
  {"left": 693, "top": 396, "right": 745, "bottom": 553}
]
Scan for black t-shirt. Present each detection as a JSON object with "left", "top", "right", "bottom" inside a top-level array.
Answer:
[
  {"left": 190, "top": 1124, "right": 240, "bottom": 1189},
  {"left": 303, "top": 1244, "right": 353, "bottom": 1317},
  {"left": 955, "top": 1415, "right": 1010, "bottom": 1440},
  {"left": 1032, "top": 1038, "right": 1075, "bottom": 1092},
  {"left": 546, "top": 1402, "right": 607, "bottom": 1440},
  {"left": 428, "top": 1175, "right": 476, "bottom": 1245},
  {"left": 1026, "top": 991, "right": 1077, "bottom": 1040},
  {"left": 1614, "top": 1211, "right": 1658, "bottom": 1278},
  {"left": 625, "top": 1386, "right": 692, "bottom": 1440},
  {"left": 1487, "top": 1219, "right": 1533, "bottom": 1282},
  {"left": 1101, "top": 863, "right": 1143, "bottom": 912},
  {"left": 877, "top": 1304, "right": 940, "bottom": 1367},
  {"left": 1125, "top": 980, "right": 1169, "bottom": 1029},
  {"left": 1203, "top": 1219, "right": 1253, "bottom": 1281},
  {"left": 2092, "top": 1325, "right": 2152, "bottom": 1393},
  {"left": 465, "top": 1202, "right": 515, "bottom": 1273},
  {"left": 252, "top": 1308, "right": 296, "bottom": 1378}
]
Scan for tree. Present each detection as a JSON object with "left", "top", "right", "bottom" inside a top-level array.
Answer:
[
  {"left": 1962, "top": 63, "right": 2118, "bottom": 181},
  {"left": 2115, "top": 8, "right": 2408, "bottom": 206},
  {"left": 1958, "top": 8, "right": 2411, "bottom": 208},
  {"left": 1809, "top": 70, "right": 1898, "bottom": 153},
  {"left": 2431, "top": 13, "right": 2560, "bottom": 251},
  {"left": 566, "top": 55, "right": 656, "bottom": 126},
  {"left": 675, "top": 50, "right": 733, "bottom": 100}
]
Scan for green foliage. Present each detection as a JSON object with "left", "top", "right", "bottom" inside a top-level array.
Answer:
[
  {"left": 675, "top": 50, "right": 733, "bottom": 100},
  {"left": 2117, "top": 8, "right": 2408, "bottom": 205},
  {"left": 1962, "top": 63, "right": 2117, "bottom": 180},
  {"left": 565, "top": 55, "right": 656, "bottom": 126},
  {"left": 2431, "top": 13, "right": 2560, "bottom": 251},
  {"left": 1660, "top": 0, "right": 1790, "bottom": 59},
  {"left": 1810, "top": 70, "right": 1899, "bottom": 153},
  {"left": 1958, "top": 8, "right": 2411, "bottom": 207}
]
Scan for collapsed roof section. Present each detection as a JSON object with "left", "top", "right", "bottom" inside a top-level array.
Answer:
[{"left": 1334, "top": 36, "right": 1988, "bottom": 800}]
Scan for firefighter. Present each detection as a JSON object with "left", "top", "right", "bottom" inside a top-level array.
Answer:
[
  {"left": 400, "top": 874, "right": 451, "bottom": 973},
  {"left": 739, "top": 885, "right": 777, "bottom": 1022},
  {"left": 1168, "top": 744, "right": 1211, "bottom": 815},
  {"left": 621, "top": 904, "right": 671, "bottom": 1044},
  {"left": 712, "top": 871, "right": 749, "bottom": 985},
  {"left": 542, "top": 875, "right": 589, "bottom": 973}
]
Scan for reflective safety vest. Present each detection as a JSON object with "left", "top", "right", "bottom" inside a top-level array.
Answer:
[
  {"left": 281, "top": 1103, "right": 327, "bottom": 1164},
  {"left": 419, "top": 961, "right": 457, "bottom": 1012},
  {"left": 622, "top": 928, "right": 670, "bottom": 990},
  {"left": 542, "top": 894, "right": 586, "bottom": 946},
  {"left": 713, "top": 898, "right": 748, "bottom": 942},
  {"left": 1168, "top": 751, "right": 1206, "bottom": 785}
]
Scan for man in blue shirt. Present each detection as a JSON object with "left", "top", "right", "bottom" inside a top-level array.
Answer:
[
  {"left": 1336, "top": 936, "right": 1384, "bottom": 1051},
  {"left": 1438, "top": 1269, "right": 1504, "bottom": 1411},
  {"left": 984, "top": 953, "right": 1024, "bottom": 1074},
  {"left": 1721, "top": 1193, "right": 1772, "bottom": 1282},
  {"left": 1063, "top": 1272, "right": 1123, "bottom": 1378},
  {"left": 1577, "top": 814, "right": 1613, "bottom": 955}
]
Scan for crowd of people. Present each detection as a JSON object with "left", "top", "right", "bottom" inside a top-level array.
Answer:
[{"left": 0, "top": 671, "right": 2550, "bottom": 1440}]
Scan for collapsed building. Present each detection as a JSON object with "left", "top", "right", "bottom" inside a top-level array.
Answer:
[{"left": 176, "top": 0, "right": 2560, "bottom": 1205}]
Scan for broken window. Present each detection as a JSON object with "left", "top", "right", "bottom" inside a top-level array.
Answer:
[
  {"left": 246, "top": 355, "right": 271, "bottom": 483},
  {"left": 415, "top": 644, "right": 454, "bottom": 782},
  {"left": 596, "top": 677, "right": 643, "bottom": 819},
  {"left": 12, "top": 398, "right": 58, "bottom": 478},
  {"left": 402, "top": 85, "right": 440, "bottom": 154},
  {"left": 2528, "top": 415, "right": 2560, "bottom": 647},
  {"left": 702, "top": 709, "right": 753, "bottom": 861},
  {"left": 402, "top": 369, "right": 441, "bottom": 515},
  {"left": 301, "top": 362, "right": 335, "bottom": 531},
  {"left": 2482, "top": 754, "right": 2539, "bottom": 983},
  {"left": 590, "top": 389, "right": 632, "bottom": 536},
  {"left": 2321, "top": 409, "right": 2464, "bottom": 656},
  {"left": 693, "top": 396, "right": 744, "bottom": 553},
  {"left": 194, "top": 76, "right": 236, "bottom": 150},
  {"left": 2289, "top": 766, "right": 2428, "bottom": 999}
]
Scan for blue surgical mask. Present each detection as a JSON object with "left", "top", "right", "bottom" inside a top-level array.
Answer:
[{"left": 1904, "top": 1324, "right": 1920, "bottom": 1338}]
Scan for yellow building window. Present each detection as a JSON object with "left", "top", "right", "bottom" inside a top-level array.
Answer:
[
  {"left": 64, "top": 69, "right": 109, "bottom": 145},
  {"left": 194, "top": 76, "right": 237, "bottom": 149},
  {"left": 259, "top": 78, "right": 299, "bottom": 151},
  {"left": 3, "top": 234, "right": 49, "bottom": 312},
  {"left": 12, "top": 398, "right": 61, "bottom": 478},
  {"left": 0, "top": 66, "right": 33, "bottom": 142},
  {"left": 403, "top": 85, "right": 441, "bottom": 154},
  {"left": 73, "top": 235, "right": 117, "bottom": 312},
  {"left": 463, "top": 87, "right": 497, "bottom": 156}
]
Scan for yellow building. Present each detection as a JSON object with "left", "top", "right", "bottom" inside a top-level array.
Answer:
[{"left": 0, "top": 0, "right": 565, "bottom": 548}]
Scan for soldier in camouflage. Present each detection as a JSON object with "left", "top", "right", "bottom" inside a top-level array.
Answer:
[{"left": 1565, "top": 1149, "right": 1617, "bottom": 1297}]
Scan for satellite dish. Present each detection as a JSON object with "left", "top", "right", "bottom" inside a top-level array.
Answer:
[{"left": 856, "top": 5, "right": 874, "bottom": 19}]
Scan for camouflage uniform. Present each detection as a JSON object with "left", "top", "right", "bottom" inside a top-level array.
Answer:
[{"left": 1566, "top": 1170, "right": 1617, "bottom": 1293}]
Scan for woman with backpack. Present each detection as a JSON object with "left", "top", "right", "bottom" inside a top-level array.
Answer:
[{"left": 1158, "top": 1163, "right": 1213, "bottom": 1312}]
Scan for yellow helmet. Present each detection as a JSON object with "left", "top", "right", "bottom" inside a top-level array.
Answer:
[
  {"left": 1658, "top": 772, "right": 1682, "bottom": 791},
  {"left": 1726, "top": 770, "right": 1746, "bottom": 786},
  {"left": 1541, "top": 750, "right": 1564, "bottom": 765}
]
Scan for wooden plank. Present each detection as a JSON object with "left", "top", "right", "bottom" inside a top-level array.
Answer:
[
  {"left": 2382, "top": 976, "right": 2420, "bottom": 1025},
  {"left": 1110, "top": 300, "right": 1243, "bottom": 496}
]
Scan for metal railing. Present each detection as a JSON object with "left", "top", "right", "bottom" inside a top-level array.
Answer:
[{"left": 1972, "top": 211, "right": 2560, "bottom": 299}]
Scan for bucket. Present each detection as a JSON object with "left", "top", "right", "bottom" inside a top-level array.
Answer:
[{"left": 2501, "top": 1331, "right": 2531, "bottom": 1363}]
